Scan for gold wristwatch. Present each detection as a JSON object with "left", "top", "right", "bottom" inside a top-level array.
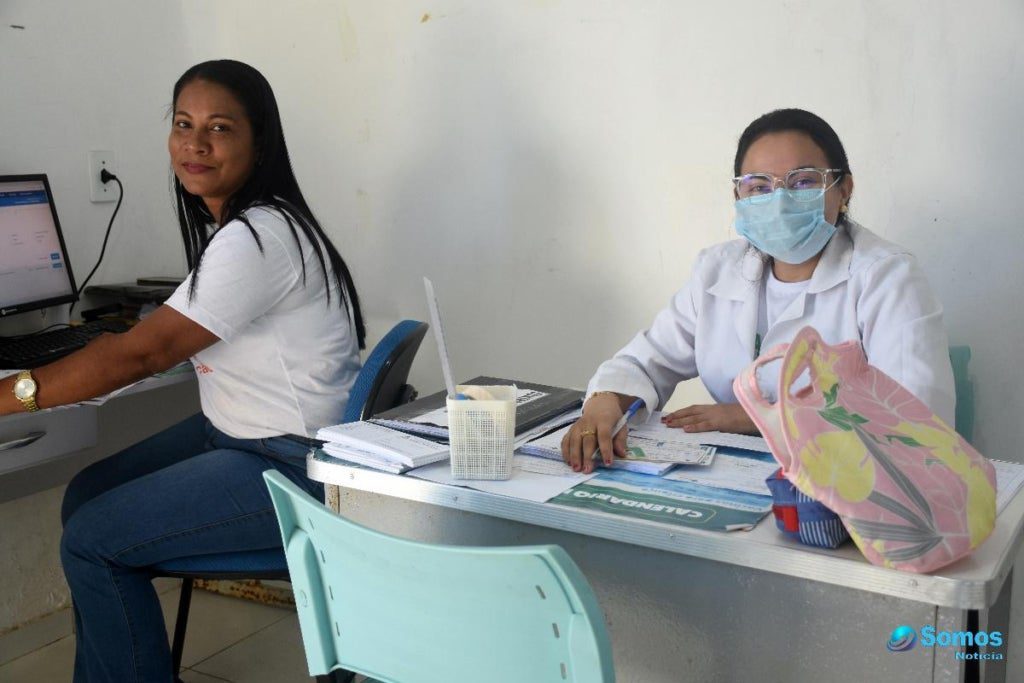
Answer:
[{"left": 13, "top": 370, "right": 40, "bottom": 412}]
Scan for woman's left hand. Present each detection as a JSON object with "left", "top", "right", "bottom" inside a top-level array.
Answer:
[{"left": 660, "top": 403, "right": 759, "bottom": 435}]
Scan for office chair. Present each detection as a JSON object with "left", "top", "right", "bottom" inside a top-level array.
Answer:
[
  {"left": 343, "top": 320, "right": 428, "bottom": 422},
  {"left": 263, "top": 470, "right": 616, "bottom": 683},
  {"left": 154, "top": 320, "right": 429, "bottom": 682},
  {"left": 949, "top": 345, "right": 974, "bottom": 444}
]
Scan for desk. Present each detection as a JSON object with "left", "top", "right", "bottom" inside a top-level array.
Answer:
[
  {"left": 0, "top": 368, "right": 200, "bottom": 503},
  {"left": 309, "top": 451, "right": 1023, "bottom": 683}
]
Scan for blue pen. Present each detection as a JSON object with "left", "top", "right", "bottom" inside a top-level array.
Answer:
[{"left": 590, "top": 398, "right": 644, "bottom": 463}]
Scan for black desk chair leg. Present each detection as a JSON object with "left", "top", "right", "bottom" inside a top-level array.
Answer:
[{"left": 170, "top": 578, "right": 194, "bottom": 675}]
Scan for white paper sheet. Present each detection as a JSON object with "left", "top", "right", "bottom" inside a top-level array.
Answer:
[
  {"left": 321, "top": 443, "right": 410, "bottom": 474},
  {"left": 317, "top": 421, "right": 448, "bottom": 467},
  {"left": 518, "top": 424, "right": 680, "bottom": 475},
  {"left": 513, "top": 408, "right": 582, "bottom": 448},
  {"left": 513, "top": 454, "right": 580, "bottom": 476},
  {"left": 992, "top": 459, "right": 1024, "bottom": 514},
  {"left": 662, "top": 453, "right": 778, "bottom": 496},
  {"left": 638, "top": 412, "right": 770, "bottom": 452},
  {"left": 408, "top": 456, "right": 597, "bottom": 503}
]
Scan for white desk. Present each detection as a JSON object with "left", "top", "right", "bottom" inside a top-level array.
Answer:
[
  {"left": 0, "top": 369, "right": 200, "bottom": 503},
  {"left": 309, "top": 451, "right": 1023, "bottom": 683}
]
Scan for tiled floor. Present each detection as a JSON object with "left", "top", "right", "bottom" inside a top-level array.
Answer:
[{"left": 0, "top": 581, "right": 340, "bottom": 683}]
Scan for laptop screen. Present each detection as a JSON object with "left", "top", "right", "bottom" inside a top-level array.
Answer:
[{"left": 0, "top": 174, "right": 78, "bottom": 317}]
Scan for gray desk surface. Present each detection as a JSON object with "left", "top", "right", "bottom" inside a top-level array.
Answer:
[
  {"left": 0, "top": 369, "right": 199, "bottom": 502},
  {"left": 308, "top": 450, "right": 1024, "bottom": 610}
]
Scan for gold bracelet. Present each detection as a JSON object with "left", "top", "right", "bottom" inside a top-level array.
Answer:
[
  {"left": 588, "top": 391, "right": 619, "bottom": 400},
  {"left": 584, "top": 391, "right": 620, "bottom": 408}
]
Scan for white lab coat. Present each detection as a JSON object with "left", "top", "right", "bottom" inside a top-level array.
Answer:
[{"left": 588, "top": 220, "right": 956, "bottom": 425}]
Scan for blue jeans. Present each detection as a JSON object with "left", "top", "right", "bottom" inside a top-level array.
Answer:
[{"left": 60, "top": 413, "right": 324, "bottom": 683}]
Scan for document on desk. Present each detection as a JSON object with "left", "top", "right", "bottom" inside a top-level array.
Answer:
[
  {"left": 408, "top": 454, "right": 597, "bottom": 503},
  {"left": 409, "top": 388, "right": 550, "bottom": 427},
  {"left": 991, "top": 458, "right": 1024, "bottom": 514},
  {"left": 403, "top": 397, "right": 580, "bottom": 438},
  {"left": 519, "top": 426, "right": 679, "bottom": 476},
  {"left": 520, "top": 423, "right": 712, "bottom": 474},
  {"left": 662, "top": 449, "right": 778, "bottom": 496},
  {"left": 550, "top": 468, "right": 773, "bottom": 531},
  {"left": 316, "top": 422, "right": 449, "bottom": 471},
  {"left": 371, "top": 376, "right": 584, "bottom": 440},
  {"left": 638, "top": 413, "right": 770, "bottom": 452}
]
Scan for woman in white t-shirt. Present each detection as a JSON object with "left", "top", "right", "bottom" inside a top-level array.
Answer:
[
  {"left": 562, "top": 108, "right": 955, "bottom": 473},
  {"left": 0, "top": 60, "right": 364, "bottom": 682}
]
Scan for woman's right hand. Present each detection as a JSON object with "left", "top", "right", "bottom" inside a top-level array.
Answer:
[{"left": 561, "top": 393, "right": 629, "bottom": 474}]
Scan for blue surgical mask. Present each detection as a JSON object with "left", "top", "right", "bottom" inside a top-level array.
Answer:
[{"left": 734, "top": 189, "right": 836, "bottom": 264}]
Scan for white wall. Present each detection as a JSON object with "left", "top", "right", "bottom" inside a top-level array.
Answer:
[
  {"left": 2, "top": 0, "right": 1022, "bottom": 670},
  {"left": 191, "top": 0, "right": 1023, "bottom": 459}
]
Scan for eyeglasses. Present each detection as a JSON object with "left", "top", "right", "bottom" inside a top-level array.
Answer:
[{"left": 733, "top": 167, "right": 842, "bottom": 202}]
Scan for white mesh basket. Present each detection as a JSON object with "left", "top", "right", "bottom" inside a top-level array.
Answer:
[{"left": 447, "top": 384, "right": 516, "bottom": 480}]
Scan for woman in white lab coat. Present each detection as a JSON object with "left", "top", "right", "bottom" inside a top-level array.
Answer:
[{"left": 562, "top": 108, "right": 955, "bottom": 473}]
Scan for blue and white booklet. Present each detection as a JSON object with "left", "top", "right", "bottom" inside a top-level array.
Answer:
[{"left": 550, "top": 465, "right": 774, "bottom": 531}]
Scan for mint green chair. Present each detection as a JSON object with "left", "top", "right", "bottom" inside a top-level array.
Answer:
[
  {"left": 263, "top": 471, "right": 615, "bottom": 683},
  {"left": 949, "top": 346, "right": 974, "bottom": 444}
]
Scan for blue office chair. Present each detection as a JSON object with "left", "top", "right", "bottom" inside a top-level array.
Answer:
[
  {"left": 343, "top": 320, "right": 429, "bottom": 422},
  {"left": 263, "top": 470, "right": 615, "bottom": 683},
  {"left": 154, "top": 320, "right": 429, "bottom": 681}
]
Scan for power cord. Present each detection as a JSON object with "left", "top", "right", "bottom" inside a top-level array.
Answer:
[{"left": 70, "top": 169, "right": 123, "bottom": 318}]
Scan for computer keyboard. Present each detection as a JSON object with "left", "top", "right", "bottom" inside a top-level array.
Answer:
[{"left": 0, "top": 319, "right": 131, "bottom": 369}]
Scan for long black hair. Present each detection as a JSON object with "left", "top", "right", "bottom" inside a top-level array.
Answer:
[{"left": 171, "top": 59, "right": 366, "bottom": 349}]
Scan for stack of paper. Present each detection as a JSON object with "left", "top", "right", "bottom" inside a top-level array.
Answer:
[{"left": 316, "top": 421, "right": 449, "bottom": 474}]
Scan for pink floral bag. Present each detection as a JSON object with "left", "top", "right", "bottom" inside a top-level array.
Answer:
[{"left": 734, "top": 326, "right": 996, "bottom": 573}]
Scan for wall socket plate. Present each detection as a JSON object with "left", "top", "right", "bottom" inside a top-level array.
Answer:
[{"left": 88, "top": 150, "right": 116, "bottom": 202}]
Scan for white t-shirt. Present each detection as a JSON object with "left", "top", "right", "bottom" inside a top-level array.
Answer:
[
  {"left": 756, "top": 269, "right": 811, "bottom": 400},
  {"left": 756, "top": 268, "right": 812, "bottom": 343},
  {"left": 165, "top": 206, "right": 361, "bottom": 439}
]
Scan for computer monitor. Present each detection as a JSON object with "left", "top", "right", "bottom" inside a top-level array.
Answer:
[{"left": 0, "top": 174, "right": 78, "bottom": 317}]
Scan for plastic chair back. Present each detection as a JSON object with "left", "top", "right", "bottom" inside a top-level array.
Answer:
[
  {"left": 343, "top": 320, "right": 429, "bottom": 423},
  {"left": 263, "top": 471, "right": 615, "bottom": 683},
  {"left": 949, "top": 346, "right": 974, "bottom": 444}
]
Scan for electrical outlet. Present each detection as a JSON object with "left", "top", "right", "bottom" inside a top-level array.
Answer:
[{"left": 88, "top": 150, "right": 116, "bottom": 202}]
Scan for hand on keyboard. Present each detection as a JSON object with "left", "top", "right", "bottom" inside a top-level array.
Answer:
[{"left": 0, "top": 320, "right": 131, "bottom": 369}]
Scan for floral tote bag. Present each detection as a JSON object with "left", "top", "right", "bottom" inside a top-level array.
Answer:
[{"left": 734, "top": 326, "right": 996, "bottom": 573}]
